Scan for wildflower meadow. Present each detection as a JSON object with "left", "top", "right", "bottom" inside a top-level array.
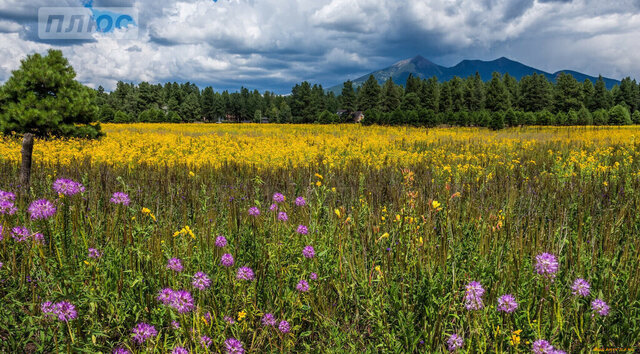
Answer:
[{"left": 0, "top": 124, "right": 639, "bottom": 353}]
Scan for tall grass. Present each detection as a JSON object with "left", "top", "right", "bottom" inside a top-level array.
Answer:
[{"left": 0, "top": 125, "right": 639, "bottom": 352}]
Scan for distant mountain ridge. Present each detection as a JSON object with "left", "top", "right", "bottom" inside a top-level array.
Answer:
[{"left": 327, "top": 56, "right": 620, "bottom": 94}]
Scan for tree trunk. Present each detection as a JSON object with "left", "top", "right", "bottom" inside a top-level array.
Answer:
[{"left": 20, "top": 133, "right": 34, "bottom": 188}]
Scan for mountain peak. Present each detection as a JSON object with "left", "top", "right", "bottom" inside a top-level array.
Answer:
[{"left": 327, "top": 56, "right": 621, "bottom": 94}]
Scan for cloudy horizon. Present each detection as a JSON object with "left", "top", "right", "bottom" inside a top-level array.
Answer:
[{"left": 0, "top": 0, "right": 639, "bottom": 93}]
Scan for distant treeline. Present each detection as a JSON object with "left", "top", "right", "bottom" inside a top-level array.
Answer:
[{"left": 95, "top": 71, "right": 640, "bottom": 127}]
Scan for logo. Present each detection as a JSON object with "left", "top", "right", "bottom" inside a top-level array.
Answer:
[{"left": 38, "top": 6, "right": 138, "bottom": 40}]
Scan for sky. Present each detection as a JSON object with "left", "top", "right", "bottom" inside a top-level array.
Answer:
[{"left": 0, "top": 0, "right": 639, "bottom": 93}]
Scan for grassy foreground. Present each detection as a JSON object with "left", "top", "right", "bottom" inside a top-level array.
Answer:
[{"left": 0, "top": 124, "right": 639, "bottom": 353}]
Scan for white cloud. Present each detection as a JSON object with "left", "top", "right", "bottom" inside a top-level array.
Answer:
[{"left": 0, "top": 0, "right": 638, "bottom": 91}]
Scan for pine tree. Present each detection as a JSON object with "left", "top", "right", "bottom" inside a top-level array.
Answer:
[
  {"left": 581, "top": 79, "right": 595, "bottom": 111},
  {"left": 485, "top": 72, "right": 510, "bottom": 111},
  {"left": 357, "top": 75, "right": 381, "bottom": 112},
  {"left": 464, "top": 72, "right": 485, "bottom": 111},
  {"left": 340, "top": 80, "right": 356, "bottom": 112},
  {"left": 380, "top": 78, "right": 402, "bottom": 112},
  {"left": 0, "top": 49, "right": 102, "bottom": 186},
  {"left": 553, "top": 73, "right": 583, "bottom": 112},
  {"left": 405, "top": 74, "right": 422, "bottom": 95},
  {"left": 420, "top": 77, "right": 439, "bottom": 112},
  {"left": 201, "top": 86, "right": 215, "bottom": 121},
  {"left": 518, "top": 73, "right": 552, "bottom": 112},
  {"left": 449, "top": 77, "right": 465, "bottom": 112},
  {"left": 290, "top": 82, "right": 313, "bottom": 123},
  {"left": 592, "top": 76, "right": 611, "bottom": 111}
]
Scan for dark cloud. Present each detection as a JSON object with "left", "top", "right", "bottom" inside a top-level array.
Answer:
[{"left": 0, "top": 0, "right": 638, "bottom": 93}]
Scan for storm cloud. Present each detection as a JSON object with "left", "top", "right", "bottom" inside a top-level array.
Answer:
[{"left": 0, "top": 0, "right": 638, "bottom": 93}]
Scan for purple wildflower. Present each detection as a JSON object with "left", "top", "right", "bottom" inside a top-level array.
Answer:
[
  {"left": 32, "top": 233, "right": 45, "bottom": 244},
  {"left": 54, "top": 301, "right": 77, "bottom": 322},
  {"left": 447, "top": 334, "right": 464, "bottom": 352},
  {"left": 224, "top": 316, "right": 235, "bottom": 324},
  {"left": 310, "top": 272, "right": 318, "bottom": 280},
  {"left": 532, "top": 340, "right": 554, "bottom": 354},
  {"left": 215, "top": 235, "right": 227, "bottom": 248},
  {"left": 200, "top": 335, "right": 213, "bottom": 348},
  {"left": 166, "top": 258, "right": 183, "bottom": 272},
  {"left": 497, "top": 294, "right": 518, "bottom": 313},
  {"left": 113, "top": 348, "right": 130, "bottom": 354},
  {"left": 53, "top": 178, "right": 84, "bottom": 196},
  {"left": 224, "top": 337, "right": 245, "bottom": 354},
  {"left": 591, "top": 299, "right": 610, "bottom": 316},
  {"left": 273, "top": 193, "right": 285, "bottom": 203},
  {"left": 278, "top": 320, "right": 290, "bottom": 333},
  {"left": 41, "top": 301, "right": 56, "bottom": 319},
  {"left": 269, "top": 203, "right": 278, "bottom": 211},
  {"left": 132, "top": 322, "right": 157, "bottom": 344},
  {"left": 221, "top": 253, "right": 235, "bottom": 267},
  {"left": 302, "top": 245, "right": 315, "bottom": 258},
  {"left": 295, "top": 197, "right": 306, "bottom": 206},
  {"left": 110, "top": 192, "right": 130, "bottom": 206},
  {"left": 0, "top": 190, "right": 15, "bottom": 202},
  {"left": 0, "top": 261, "right": 3, "bottom": 269},
  {"left": 171, "top": 321, "right": 180, "bottom": 329},
  {"left": 88, "top": 248, "right": 102, "bottom": 259},
  {"left": 28, "top": 199, "right": 57, "bottom": 220},
  {"left": 236, "top": 266, "right": 255, "bottom": 281},
  {"left": 571, "top": 278, "right": 590, "bottom": 297},
  {"left": 161, "top": 289, "right": 194, "bottom": 313},
  {"left": 11, "top": 226, "right": 31, "bottom": 242},
  {"left": 464, "top": 281, "right": 485, "bottom": 310},
  {"left": 278, "top": 211, "right": 288, "bottom": 221},
  {"left": 172, "top": 347, "right": 189, "bottom": 354},
  {"left": 0, "top": 199, "right": 17, "bottom": 215},
  {"left": 535, "top": 253, "right": 559, "bottom": 280},
  {"left": 248, "top": 207, "right": 260, "bottom": 216},
  {"left": 296, "top": 225, "right": 308, "bottom": 235},
  {"left": 174, "top": 290, "right": 195, "bottom": 313},
  {"left": 157, "top": 288, "right": 175, "bottom": 304},
  {"left": 296, "top": 279, "right": 310, "bottom": 292},
  {"left": 262, "top": 313, "right": 276, "bottom": 326},
  {"left": 192, "top": 271, "right": 211, "bottom": 290}
]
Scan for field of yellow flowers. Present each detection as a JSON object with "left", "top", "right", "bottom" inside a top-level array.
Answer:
[{"left": 1, "top": 124, "right": 639, "bottom": 353}]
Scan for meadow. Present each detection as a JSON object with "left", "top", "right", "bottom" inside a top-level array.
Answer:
[{"left": 0, "top": 124, "right": 639, "bottom": 353}]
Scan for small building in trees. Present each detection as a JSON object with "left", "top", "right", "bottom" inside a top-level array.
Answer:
[
  {"left": 335, "top": 110, "right": 364, "bottom": 123},
  {"left": 353, "top": 111, "right": 364, "bottom": 123}
]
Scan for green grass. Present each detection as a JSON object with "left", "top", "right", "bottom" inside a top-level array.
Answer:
[{"left": 0, "top": 142, "right": 639, "bottom": 353}]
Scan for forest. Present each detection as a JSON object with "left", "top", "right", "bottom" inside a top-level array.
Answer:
[{"left": 95, "top": 72, "right": 640, "bottom": 128}]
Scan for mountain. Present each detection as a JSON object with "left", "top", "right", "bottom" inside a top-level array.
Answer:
[{"left": 327, "top": 56, "right": 620, "bottom": 94}]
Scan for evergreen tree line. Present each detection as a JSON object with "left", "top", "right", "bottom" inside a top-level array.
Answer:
[{"left": 95, "top": 71, "right": 640, "bottom": 128}]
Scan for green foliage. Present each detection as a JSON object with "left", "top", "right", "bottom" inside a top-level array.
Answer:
[
  {"left": 113, "top": 111, "right": 132, "bottom": 123},
  {"left": 316, "top": 110, "right": 338, "bottom": 124},
  {"left": 489, "top": 111, "right": 505, "bottom": 130},
  {"left": 554, "top": 73, "right": 583, "bottom": 113},
  {"left": 380, "top": 78, "right": 402, "bottom": 113},
  {"left": 485, "top": 73, "right": 510, "bottom": 111},
  {"left": 357, "top": 75, "right": 381, "bottom": 112},
  {"left": 592, "top": 109, "right": 609, "bottom": 125},
  {"left": 609, "top": 104, "right": 632, "bottom": 125},
  {"left": 0, "top": 49, "right": 101, "bottom": 138},
  {"left": 577, "top": 107, "right": 593, "bottom": 125},
  {"left": 339, "top": 80, "right": 357, "bottom": 112}
]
